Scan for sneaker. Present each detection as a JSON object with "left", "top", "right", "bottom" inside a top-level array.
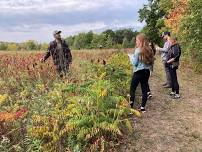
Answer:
[
  {"left": 169, "top": 92, "right": 175, "bottom": 96},
  {"left": 138, "top": 107, "right": 146, "bottom": 113},
  {"left": 129, "top": 112, "right": 133, "bottom": 115},
  {"left": 172, "top": 94, "right": 180, "bottom": 99},
  {"left": 147, "top": 92, "right": 152, "bottom": 99},
  {"left": 140, "top": 108, "right": 146, "bottom": 113}
]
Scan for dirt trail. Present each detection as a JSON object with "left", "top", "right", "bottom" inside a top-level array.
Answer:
[{"left": 120, "top": 57, "right": 202, "bottom": 152}]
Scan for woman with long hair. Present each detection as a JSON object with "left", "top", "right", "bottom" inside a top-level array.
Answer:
[
  {"left": 129, "top": 34, "right": 154, "bottom": 112},
  {"left": 147, "top": 41, "right": 156, "bottom": 99},
  {"left": 167, "top": 36, "right": 181, "bottom": 99}
]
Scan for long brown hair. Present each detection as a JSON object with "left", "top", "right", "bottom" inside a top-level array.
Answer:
[{"left": 136, "top": 34, "right": 154, "bottom": 65}]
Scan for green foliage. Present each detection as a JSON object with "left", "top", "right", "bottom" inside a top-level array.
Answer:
[
  {"left": 159, "top": 0, "right": 173, "bottom": 15},
  {"left": 26, "top": 53, "right": 136, "bottom": 151},
  {"left": 178, "top": 0, "right": 202, "bottom": 71},
  {"left": 73, "top": 31, "right": 94, "bottom": 49},
  {"left": 25, "top": 40, "right": 38, "bottom": 50},
  {"left": 138, "top": 0, "right": 166, "bottom": 44},
  {"left": 103, "top": 29, "right": 115, "bottom": 40},
  {"left": 0, "top": 51, "right": 140, "bottom": 151},
  {"left": 105, "top": 35, "right": 113, "bottom": 48},
  {"left": 73, "top": 33, "right": 87, "bottom": 49},
  {"left": 0, "top": 42, "right": 8, "bottom": 50},
  {"left": 122, "top": 37, "right": 130, "bottom": 48},
  {"left": 65, "top": 36, "right": 75, "bottom": 47},
  {"left": 68, "top": 29, "right": 138, "bottom": 49},
  {"left": 7, "top": 43, "right": 19, "bottom": 51},
  {"left": 40, "top": 43, "right": 49, "bottom": 51}
]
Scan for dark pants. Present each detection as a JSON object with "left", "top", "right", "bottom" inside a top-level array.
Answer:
[
  {"left": 147, "top": 73, "right": 151, "bottom": 93},
  {"left": 163, "top": 61, "right": 171, "bottom": 86},
  {"left": 169, "top": 66, "right": 179, "bottom": 94},
  {"left": 130, "top": 69, "right": 150, "bottom": 108},
  {"left": 56, "top": 65, "right": 69, "bottom": 78}
]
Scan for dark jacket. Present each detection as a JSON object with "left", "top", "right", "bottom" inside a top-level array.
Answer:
[
  {"left": 44, "top": 39, "right": 72, "bottom": 65},
  {"left": 167, "top": 43, "right": 181, "bottom": 67}
]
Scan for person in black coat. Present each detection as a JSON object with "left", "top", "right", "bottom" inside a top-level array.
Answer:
[
  {"left": 166, "top": 36, "right": 181, "bottom": 99},
  {"left": 41, "top": 30, "right": 72, "bottom": 78}
]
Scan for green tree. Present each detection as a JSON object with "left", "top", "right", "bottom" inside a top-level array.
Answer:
[
  {"left": 73, "top": 32, "right": 94, "bottom": 49},
  {"left": 0, "top": 43, "right": 8, "bottom": 50},
  {"left": 7, "top": 43, "right": 18, "bottom": 51},
  {"left": 91, "top": 33, "right": 107, "bottom": 49},
  {"left": 123, "top": 29, "right": 134, "bottom": 42},
  {"left": 122, "top": 37, "right": 130, "bottom": 48},
  {"left": 73, "top": 33, "right": 86, "bottom": 49},
  {"left": 91, "top": 34, "right": 99, "bottom": 49},
  {"left": 179, "top": 0, "right": 202, "bottom": 64},
  {"left": 103, "top": 29, "right": 115, "bottom": 44},
  {"left": 85, "top": 31, "right": 94, "bottom": 48},
  {"left": 65, "top": 36, "right": 75, "bottom": 48},
  {"left": 40, "top": 43, "right": 49, "bottom": 51},
  {"left": 98, "top": 34, "right": 107, "bottom": 48},
  {"left": 114, "top": 29, "right": 125, "bottom": 44},
  {"left": 25, "top": 40, "right": 37, "bottom": 50},
  {"left": 105, "top": 35, "right": 113, "bottom": 48},
  {"left": 129, "top": 37, "right": 136, "bottom": 48},
  {"left": 159, "top": 0, "right": 173, "bottom": 15},
  {"left": 138, "top": 0, "right": 165, "bottom": 44}
]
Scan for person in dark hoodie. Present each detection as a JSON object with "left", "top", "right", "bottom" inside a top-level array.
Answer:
[
  {"left": 166, "top": 36, "right": 181, "bottom": 99},
  {"left": 41, "top": 30, "right": 72, "bottom": 78}
]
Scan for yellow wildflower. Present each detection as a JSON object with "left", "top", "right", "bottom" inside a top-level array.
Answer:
[
  {"left": 0, "top": 94, "right": 8, "bottom": 105},
  {"left": 100, "top": 89, "right": 107, "bottom": 97},
  {"left": 36, "top": 84, "right": 45, "bottom": 91},
  {"left": 20, "top": 90, "right": 29, "bottom": 98}
]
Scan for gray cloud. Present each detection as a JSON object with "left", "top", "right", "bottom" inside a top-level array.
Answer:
[{"left": 0, "top": 0, "right": 147, "bottom": 42}]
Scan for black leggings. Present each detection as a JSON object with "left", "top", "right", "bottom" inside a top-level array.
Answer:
[
  {"left": 169, "top": 66, "right": 179, "bottom": 94},
  {"left": 130, "top": 69, "right": 150, "bottom": 108}
]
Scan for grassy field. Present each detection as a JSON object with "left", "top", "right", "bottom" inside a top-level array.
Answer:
[{"left": 0, "top": 49, "right": 201, "bottom": 152}]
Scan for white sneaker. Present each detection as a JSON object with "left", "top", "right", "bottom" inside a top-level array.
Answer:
[
  {"left": 147, "top": 92, "right": 152, "bottom": 99},
  {"left": 169, "top": 92, "right": 175, "bottom": 96},
  {"left": 173, "top": 94, "right": 180, "bottom": 99}
]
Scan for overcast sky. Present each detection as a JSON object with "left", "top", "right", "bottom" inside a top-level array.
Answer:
[{"left": 0, "top": 0, "right": 147, "bottom": 42}]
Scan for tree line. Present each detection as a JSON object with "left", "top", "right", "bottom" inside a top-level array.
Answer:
[
  {"left": 0, "top": 40, "right": 48, "bottom": 51},
  {"left": 0, "top": 29, "right": 139, "bottom": 51},
  {"left": 66, "top": 29, "right": 139, "bottom": 49}
]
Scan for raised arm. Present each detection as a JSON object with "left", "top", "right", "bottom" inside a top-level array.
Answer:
[{"left": 158, "top": 41, "right": 171, "bottom": 53}]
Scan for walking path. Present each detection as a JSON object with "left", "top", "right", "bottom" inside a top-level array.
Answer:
[{"left": 120, "top": 57, "right": 202, "bottom": 152}]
